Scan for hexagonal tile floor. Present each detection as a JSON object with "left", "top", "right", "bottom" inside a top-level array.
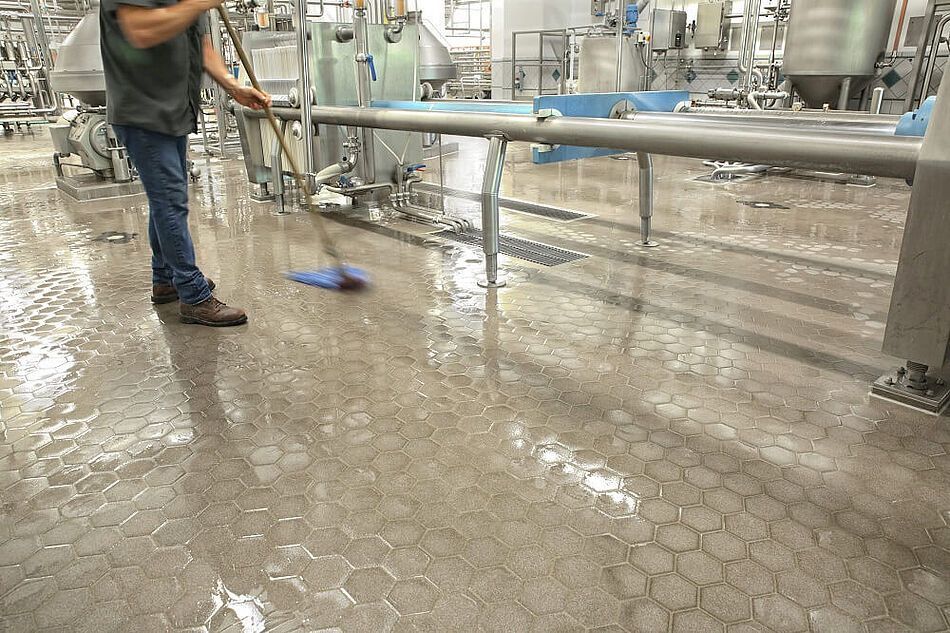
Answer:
[{"left": 0, "top": 131, "right": 948, "bottom": 633}]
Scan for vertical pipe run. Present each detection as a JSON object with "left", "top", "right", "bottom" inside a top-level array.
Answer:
[
  {"left": 27, "top": 0, "right": 52, "bottom": 69},
  {"left": 922, "top": 14, "right": 950, "bottom": 104},
  {"left": 615, "top": 4, "right": 625, "bottom": 92},
  {"left": 271, "top": 119, "right": 288, "bottom": 213},
  {"left": 296, "top": 0, "right": 315, "bottom": 185},
  {"left": 838, "top": 76, "right": 852, "bottom": 111},
  {"left": 637, "top": 152, "right": 658, "bottom": 247},
  {"left": 870, "top": 87, "right": 885, "bottom": 114},
  {"left": 209, "top": 8, "right": 229, "bottom": 159},
  {"left": 354, "top": 5, "right": 377, "bottom": 184},
  {"left": 478, "top": 136, "right": 508, "bottom": 288}
]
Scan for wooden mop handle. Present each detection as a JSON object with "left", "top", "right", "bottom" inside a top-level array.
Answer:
[{"left": 214, "top": 6, "right": 345, "bottom": 263}]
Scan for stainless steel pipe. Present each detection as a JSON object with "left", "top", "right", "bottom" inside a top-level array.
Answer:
[
  {"left": 353, "top": 6, "right": 377, "bottom": 185},
  {"left": 680, "top": 105, "right": 902, "bottom": 125},
  {"left": 630, "top": 110, "right": 901, "bottom": 136},
  {"left": 253, "top": 106, "right": 922, "bottom": 179},
  {"left": 479, "top": 136, "right": 508, "bottom": 288},
  {"left": 637, "top": 152, "right": 657, "bottom": 247},
  {"left": 296, "top": 0, "right": 315, "bottom": 184}
]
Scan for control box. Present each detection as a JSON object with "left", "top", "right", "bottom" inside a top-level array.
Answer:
[
  {"left": 652, "top": 9, "right": 688, "bottom": 51},
  {"left": 695, "top": 1, "right": 733, "bottom": 50}
]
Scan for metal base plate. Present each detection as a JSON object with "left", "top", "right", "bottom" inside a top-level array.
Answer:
[
  {"left": 870, "top": 374, "right": 950, "bottom": 415},
  {"left": 56, "top": 175, "right": 145, "bottom": 201},
  {"left": 477, "top": 277, "right": 507, "bottom": 288},
  {"left": 639, "top": 240, "right": 660, "bottom": 248}
]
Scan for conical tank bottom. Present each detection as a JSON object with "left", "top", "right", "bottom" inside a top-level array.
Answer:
[{"left": 787, "top": 73, "right": 870, "bottom": 109}]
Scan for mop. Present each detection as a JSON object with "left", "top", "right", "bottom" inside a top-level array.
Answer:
[{"left": 216, "top": 6, "right": 369, "bottom": 292}]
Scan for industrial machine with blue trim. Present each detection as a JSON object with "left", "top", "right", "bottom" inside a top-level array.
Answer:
[{"left": 373, "top": 90, "right": 689, "bottom": 165}]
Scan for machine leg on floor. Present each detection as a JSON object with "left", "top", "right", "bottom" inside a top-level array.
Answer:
[
  {"left": 638, "top": 152, "right": 659, "bottom": 247},
  {"left": 875, "top": 76, "right": 950, "bottom": 414},
  {"left": 478, "top": 135, "right": 509, "bottom": 288}
]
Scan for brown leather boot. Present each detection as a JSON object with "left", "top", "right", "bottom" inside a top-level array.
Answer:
[
  {"left": 179, "top": 296, "right": 247, "bottom": 327},
  {"left": 151, "top": 278, "right": 216, "bottom": 304}
]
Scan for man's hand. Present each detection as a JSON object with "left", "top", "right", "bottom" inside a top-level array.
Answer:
[{"left": 229, "top": 85, "right": 271, "bottom": 110}]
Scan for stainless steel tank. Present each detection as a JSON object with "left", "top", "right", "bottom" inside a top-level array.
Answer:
[
  {"left": 418, "top": 20, "right": 457, "bottom": 95},
  {"left": 577, "top": 36, "right": 646, "bottom": 94},
  {"left": 783, "top": 0, "right": 896, "bottom": 108},
  {"left": 49, "top": 1, "right": 107, "bottom": 107}
]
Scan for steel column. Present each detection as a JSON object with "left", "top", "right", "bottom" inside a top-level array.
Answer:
[
  {"left": 876, "top": 76, "right": 950, "bottom": 413},
  {"left": 296, "top": 0, "right": 315, "bottom": 184},
  {"left": 353, "top": 4, "right": 376, "bottom": 184},
  {"left": 208, "top": 8, "right": 229, "bottom": 159},
  {"left": 637, "top": 152, "right": 657, "bottom": 247},
  {"left": 478, "top": 136, "right": 508, "bottom": 288}
]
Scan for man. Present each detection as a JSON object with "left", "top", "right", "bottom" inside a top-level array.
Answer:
[{"left": 100, "top": 0, "right": 270, "bottom": 326}]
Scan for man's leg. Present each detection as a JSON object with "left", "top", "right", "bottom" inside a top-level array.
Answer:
[
  {"left": 148, "top": 210, "right": 174, "bottom": 287},
  {"left": 118, "top": 124, "right": 245, "bottom": 326},
  {"left": 113, "top": 125, "right": 173, "bottom": 287}
]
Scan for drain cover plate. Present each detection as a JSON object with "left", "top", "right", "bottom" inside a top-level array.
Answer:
[
  {"left": 415, "top": 183, "right": 594, "bottom": 222},
  {"left": 433, "top": 229, "right": 589, "bottom": 267}
]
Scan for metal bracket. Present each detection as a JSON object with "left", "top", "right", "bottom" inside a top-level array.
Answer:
[
  {"left": 532, "top": 109, "right": 562, "bottom": 154},
  {"left": 871, "top": 364, "right": 950, "bottom": 415}
]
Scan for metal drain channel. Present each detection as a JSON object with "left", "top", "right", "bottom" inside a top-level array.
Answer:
[
  {"left": 416, "top": 183, "right": 594, "bottom": 222},
  {"left": 433, "top": 229, "right": 589, "bottom": 267}
]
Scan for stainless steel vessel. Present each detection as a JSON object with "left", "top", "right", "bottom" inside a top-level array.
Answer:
[
  {"left": 48, "top": 1, "right": 107, "bottom": 107},
  {"left": 783, "top": 0, "right": 897, "bottom": 108},
  {"left": 419, "top": 20, "right": 457, "bottom": 94}
]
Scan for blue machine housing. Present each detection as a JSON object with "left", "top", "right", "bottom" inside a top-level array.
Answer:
[
  {"left": 896, "top": 97, "right": 936, "bottom": 137},
  {"left": 373, "top": 90, "right": 689, "bottom": 166},
  {"left": 531, "top": 91, "right": 689, "bottom": 164}
]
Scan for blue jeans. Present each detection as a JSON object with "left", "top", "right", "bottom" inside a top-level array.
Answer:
[{"left": 113, "top": 125, "right": 211, "bottom": 306}]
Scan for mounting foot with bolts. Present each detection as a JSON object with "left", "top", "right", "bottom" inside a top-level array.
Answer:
[{"left": 871, "top": 361, "right": 950, "bottom": 415}]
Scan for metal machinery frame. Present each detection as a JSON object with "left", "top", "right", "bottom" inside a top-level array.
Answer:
[
  {"left": 904, "top": 0, "right": 950, "bottom": 111},
  {"left": 876, "top": 76, "right": 950, "bottom": 413},
  {"left": 510, "top": 29, "right": 569, "bottom": 101},
  {"left": 0, "top": 0, "right": 72, "bottom": 131}
]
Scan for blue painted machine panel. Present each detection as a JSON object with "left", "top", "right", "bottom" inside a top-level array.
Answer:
[{"left": 532, "top": 91, "right": 689, "bottom": 164}]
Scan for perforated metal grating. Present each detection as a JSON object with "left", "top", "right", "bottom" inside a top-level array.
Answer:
[
  {"left": 432, "top": 228, "right": 590, "bottom": 267},
  {"left": 416, "top": 183, "right": 595, "bottom": 222}
]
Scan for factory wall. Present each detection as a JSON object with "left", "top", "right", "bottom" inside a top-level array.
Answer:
[{"left": 491, "top": 0, "right": 943, "bottom": 113}]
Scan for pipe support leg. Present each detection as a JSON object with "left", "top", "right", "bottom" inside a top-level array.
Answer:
[
  {"left": 478, "top": 136, "right": 508, "bottom": 288},
  {"left": 637, "top": 152, "right": 658, "bottom": 247}
]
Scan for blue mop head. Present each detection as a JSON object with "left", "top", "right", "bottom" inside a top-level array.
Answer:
[{"left": 287, "top": 266, "right": 371, "bottom": 291}]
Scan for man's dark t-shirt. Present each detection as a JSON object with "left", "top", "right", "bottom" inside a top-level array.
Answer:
[{"left": 99, "top": 0, "right": 208, "bottom": 137}]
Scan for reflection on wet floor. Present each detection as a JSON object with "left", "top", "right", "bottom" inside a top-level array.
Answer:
[{"left": 0, "top": 131, "right": 948, "bottom": 632}]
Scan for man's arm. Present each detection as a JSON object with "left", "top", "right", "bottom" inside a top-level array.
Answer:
[
  {"left": 115, "top": 0, "right": 220, "bottom": 49},
  {"left": 202, "top": 35, "right": 271, "bottom": 110}
]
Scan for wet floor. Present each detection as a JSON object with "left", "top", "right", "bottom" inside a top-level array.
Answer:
[{"left": 0, "top": 130, "right": 948, "bottom": 632}]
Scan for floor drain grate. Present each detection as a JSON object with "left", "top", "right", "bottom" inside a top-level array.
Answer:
[
  {"left": 416, "top": 183, "right": 594, "bottom": 222},
  {"left": 433, "top": 229, "right": 589, "bottom": 267}
]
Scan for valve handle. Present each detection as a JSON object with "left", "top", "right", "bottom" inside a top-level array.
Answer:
[{"left": 366, "top": 54, "right": 377, "bottom": 82}]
